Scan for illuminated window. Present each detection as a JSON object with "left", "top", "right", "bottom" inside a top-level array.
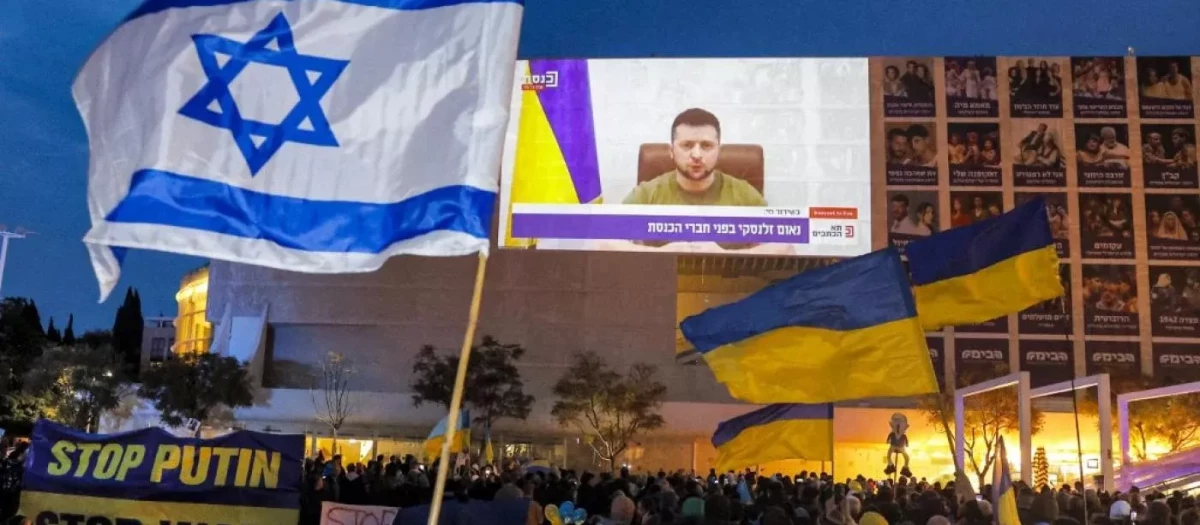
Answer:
[{"left": 174, "top": 266, "right": 211, "bottom": 355}]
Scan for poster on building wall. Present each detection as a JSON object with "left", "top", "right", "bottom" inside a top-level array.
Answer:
[
  {"left": 1075, "top": 123, "right": 1133, "bottom": 188},
  {"left": 1153, "top": 343, "right": 1200, "bottom": 383},
  {"left": 1146, "top": 194, "right": 1200, "bottom": 260},
  {"left": 955, "top": 337, "right": 1010, "bottom": 387},
  {"left": 1019, "top": 265, "right": 1072, "bottom": 334},
  {"left": 1086, "top": 341, "right": 1142, "bottom": 380},
  {"left": 1140, "top": 124, "right": 1199, "bottom": 189},
  {"left": 1082, "top": 264, "right": 1140, "bottom": 336},
  {"left": 498, "top": 58, "right": 872, "bottom": 256},
  {"left": 1136, "top": 56, "right": 1194, "bottom": 119},
  {"left": 944, "top": 57, "right": 999, "bottom": 118},
  {"left": 886, "top": 190, "right": 938, "bottom": 251},
  {"left": 1070, "top": 57, "right": 1127, "bottom": 118},
  {"left": 1079, "top": 193, "right": 1136, "bottom": 259},
  {"left": 1016, "top": 192, "right": 1070, "bottom": 257},
  {"left": 1007, "top": 57, "right": 1066, "bottom": 118},
  {"left": 881, "top": 58, "right": 937, "bottom": 118},
  {"left": 885, "top": 122, "right": 939, "bottom": 185},
  {"left": 1149, "top": 266, "right": 1200, "bottom": 336},
  {"left": 947, "top": 123, "right": 1003, "bottom": 186},
  {"left": 1011, "top": 120, "right": 1067, "bottom": 187},
  {"left": 1019, "top": 339, "right": 1075, "bottom": 388}
]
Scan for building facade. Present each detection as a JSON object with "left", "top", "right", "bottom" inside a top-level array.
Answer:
[
  {"left": 139, "top": 316, "right": 175, "bottom": 371},
  {"left": 196, "top": 250, "right": 1122, "bottom": 484}
]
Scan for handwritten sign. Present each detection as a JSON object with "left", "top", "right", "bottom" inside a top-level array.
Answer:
[{"left": 321, "top": 502, "right": 400, "bottom": 525}]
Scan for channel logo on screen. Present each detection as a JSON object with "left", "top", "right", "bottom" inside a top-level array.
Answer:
[
  {"left": 521, "top": 71, "right": 559, "bottom": 91},
  {"left": 811, "top": 225, "right": 854, "bottom": 239}
]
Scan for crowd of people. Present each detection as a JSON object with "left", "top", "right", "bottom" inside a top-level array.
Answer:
[{"left": 301, "top": 454, "right": 1198, "bottom": 525}]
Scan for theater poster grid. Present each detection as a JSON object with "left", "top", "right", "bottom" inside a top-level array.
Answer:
[{"left": 873, "top": 55, "right": 1200, "bottom": 384}]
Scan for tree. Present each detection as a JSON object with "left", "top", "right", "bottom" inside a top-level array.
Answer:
[
  {"left": 310, "top": 352, "right": 357, "bottom": 453},
  {"left": 551, "top": 352, "right": 666, "bottom": 472},
  {"left": 20, "top": 300, "right": 43, "bottom": 338},
  {"left": 80, "top": 330, "right": 114, "bottom": 350},
  {"left": 410, "top": 336, "right": 535, "bottom": 439},
  {"left": 111, "top": 288, "right": 145, "bottom": 379},
  {"left": 24, "top": 343, "right": 128, "bottom": 432},
  {"left": 46, "top": 318, "right": 61, "bottom": 344},
  {"left": 919, "top": 367, "right": 1046, "bottom": 489},
  {"left": 1032, "top": 446, "right": 1049, "bottom": 489},
  {"left": 62, "top": 314, "right": 76, "bottom": 345},
  {"left": 0, "top": 297, "right": 49, "bottom": 428},
  {"left": 1079, "top": 375, "right": 1200, "bottom": 460},
  {"left": 137, "top": 351, "right": 254, "bottom": 437}
]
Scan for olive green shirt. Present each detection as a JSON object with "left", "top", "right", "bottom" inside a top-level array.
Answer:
[{"left": 622, "top": 170, "right": 766, "bottom": 206}]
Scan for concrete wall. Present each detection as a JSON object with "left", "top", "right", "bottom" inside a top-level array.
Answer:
[{"left": 207, "top": 250, "right": 743, "bottom": 431}]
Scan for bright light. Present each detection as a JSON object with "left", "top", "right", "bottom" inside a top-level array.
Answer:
[{"left": 103, "top": 371, "right": 113, "bottom": 378}]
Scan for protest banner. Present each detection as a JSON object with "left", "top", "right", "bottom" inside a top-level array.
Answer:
[{"left": 21, "top": 419, "right": 303, "bottom": 524}]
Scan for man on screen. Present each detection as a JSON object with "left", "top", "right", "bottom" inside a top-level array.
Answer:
[
  {"left": 605, "top": 108, "right": 789, "bottom": 254},
  {"left": 622, "top": 108, "right": 766, "bottom": 206}
]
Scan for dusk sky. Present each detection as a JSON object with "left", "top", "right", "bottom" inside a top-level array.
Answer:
[{"left": 2, "top": 0, "right": 1197, "bottom": 330}]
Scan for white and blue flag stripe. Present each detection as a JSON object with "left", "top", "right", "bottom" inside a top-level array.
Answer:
[{"left": 75, "top": 0, "right": 523, "bottom": 301}]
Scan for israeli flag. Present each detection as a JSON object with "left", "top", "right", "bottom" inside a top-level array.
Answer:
[{"left": 74, "top": 0, "right": 523, "bottom": 301}]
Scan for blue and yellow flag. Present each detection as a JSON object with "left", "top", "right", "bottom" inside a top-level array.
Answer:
[
  {"left": 423, "top": 409, "right": 471, "bottom": 461},
  {"left": 505, "top": 59, "right": 603, "bottom": 247},
  {"left": 906, "top": 196, "right": 1063, "bottom": 331},
  {"left": 991, "top": 436, "right": 1021, "bottom": 525},
  {"left": 680, "top": 248, "right": 937, "bottom": 404},
  {"left": 712, "top": 404, "right": 833, "bottom": 472},
  {"left": 21, "top": 419, "right": 303, "bottom": 524}
]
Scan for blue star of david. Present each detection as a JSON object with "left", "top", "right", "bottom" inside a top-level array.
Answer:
[{"left": 178, "top": 13, "right": 349, "bottom": 176}]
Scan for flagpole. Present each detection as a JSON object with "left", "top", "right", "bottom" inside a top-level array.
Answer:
[
  {"left": 828, "top": 403, "right": 836, "bottom": 482},
  {"left": 428, "top": 252, "right": 489, "bottom": 525}
]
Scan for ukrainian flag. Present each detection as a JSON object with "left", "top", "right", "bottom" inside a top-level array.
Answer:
[
  {"left": 423, "top": 409, "right": 471, "bottom": 461},
  {"left": 991, "top": 436, "right": 1021, "bottom": 525},
  {"left": 505, "top": 59, "right": 603, "bottom": 247},
  {"left": 680, "top": 248, "right": 938, "bottom": 404},
  {"left": 713, "top": 404, "right": 833, "bottom": 473},
  {"left": 906, "top": 196, "right": 1063, "bottom": 331}
]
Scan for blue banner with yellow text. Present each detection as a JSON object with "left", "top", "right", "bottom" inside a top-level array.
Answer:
[{"left": 22, "top": 419, "right": 303, "bottom": 525}]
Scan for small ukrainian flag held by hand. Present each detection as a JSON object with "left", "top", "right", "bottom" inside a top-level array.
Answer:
[
  {"left": 424, "top": 409, "right": 471, "bottom": 461},
  {"left": 906, "top": 196, "right": 1063, "bottom": 331},
  {"left": 680, "top": 247, "right": 938, "bottom": 404},
  {"left": 713, "top": 404, "right": 833, "bottom": 473},
  {"left": 74, "top": 0, "right": 523, "bottom": 301},
  {"left": 992, "top": 436, "right": 1021, "bottom": 525}
]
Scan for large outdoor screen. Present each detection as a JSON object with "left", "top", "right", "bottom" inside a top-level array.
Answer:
[{"left": 497, "top": 58, "right": 872, "bottom": 256}]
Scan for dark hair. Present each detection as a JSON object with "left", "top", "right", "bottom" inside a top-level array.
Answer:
[
  {"left": 888, "top": 128, "right": 908, "bottom": 142},
  {"left": 671, "top": 108, "right": 721, "bottom": 141},
  {"left": 906, "top": 124, "right": 930, "bottom": 139},
  {"left": 891, "top": 194, "right": 910, "bottom": 206}
]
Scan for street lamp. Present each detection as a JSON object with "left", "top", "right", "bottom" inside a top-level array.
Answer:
[{"left": 0, "top": 225, "right": 29, "bottom": 299}]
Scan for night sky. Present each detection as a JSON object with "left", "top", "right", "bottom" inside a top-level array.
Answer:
[{"left": 2, "top": 0, "right": 1197, "bottom": 330}]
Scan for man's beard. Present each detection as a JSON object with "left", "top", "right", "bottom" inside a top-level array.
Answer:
[{"left": 677, "top": 164, "right": 715, "bottom": 182}]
